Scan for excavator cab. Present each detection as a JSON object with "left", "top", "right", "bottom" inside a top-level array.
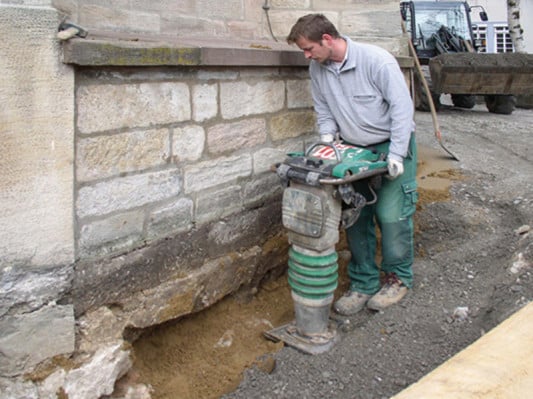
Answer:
[{"left": 400, "top": 1, "right": 477, "bottom": 63}]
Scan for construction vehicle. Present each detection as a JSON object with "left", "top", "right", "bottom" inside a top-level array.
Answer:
[{"left": 400, "top": 0, "right": 533, "bottom": 115}]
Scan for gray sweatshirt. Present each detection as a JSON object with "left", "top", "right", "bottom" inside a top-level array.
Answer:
[{"left": 309, "top": 37, "right": 415, "bottom": 160}]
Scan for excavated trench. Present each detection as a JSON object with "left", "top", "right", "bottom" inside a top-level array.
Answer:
[{"left": 121, "top": 146, "right": 459, "bottom": 399}]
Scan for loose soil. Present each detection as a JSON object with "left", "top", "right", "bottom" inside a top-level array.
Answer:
[{"left": 129, "top": 100, "right": 533, "bottom": 399}]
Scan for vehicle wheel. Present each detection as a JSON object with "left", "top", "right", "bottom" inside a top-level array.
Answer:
[
  {"left": 451, "top": 94, "right": 476, "bottom": 109},
  {"left": 414, "top": 65, "right": 441, "bottom": 112},
  {"left": 485, "top": 95, "right": 516, "bottom": 115}
]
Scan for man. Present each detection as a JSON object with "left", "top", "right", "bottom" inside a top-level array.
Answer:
[{"left": 287, "top": 14, "right": 418, "bottom": 315}]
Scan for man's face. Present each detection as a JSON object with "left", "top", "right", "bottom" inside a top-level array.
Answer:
[{"left": 295, "top": 35, "right": 332, "bottom": 63}]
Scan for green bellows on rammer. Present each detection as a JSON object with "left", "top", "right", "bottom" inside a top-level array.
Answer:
[{"left": 287, "top": 247, "right": 338, "bottom": 300}]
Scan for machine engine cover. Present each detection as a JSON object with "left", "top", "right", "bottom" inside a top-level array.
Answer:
[{"left": 282, "top": 187, "right": 324, "bottom": 238}]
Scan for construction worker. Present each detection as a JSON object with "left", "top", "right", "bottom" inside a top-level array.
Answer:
[{"left": 287, "top": 14, "right": 418, "bottom": 314}]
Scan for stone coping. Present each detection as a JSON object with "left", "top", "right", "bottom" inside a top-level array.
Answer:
[{"left": 61, "top": 32, "right": 413, "bottom": 68}]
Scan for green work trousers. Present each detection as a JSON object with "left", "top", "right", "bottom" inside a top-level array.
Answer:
[{"left": 346, "top": 135, "right": 418, "bottom": 294}]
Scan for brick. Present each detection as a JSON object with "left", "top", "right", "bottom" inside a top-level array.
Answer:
[
  {"left": 77, "top": 82, "right": 190, "bottom": 133},
  {"left": 76, "top": 128, "right": 170, "bottom": 182},
  {"left": 184, "top": 154, "right": 252, "bottom": 193},
  {"left": 207, "top": 118, "right": 266, "bottom": 155},
  {"left": 220, "top": 80, "right": 285, "bottom": 119},
  {"left": 76, "top": 169, "right": 182, "bottom": 218}
]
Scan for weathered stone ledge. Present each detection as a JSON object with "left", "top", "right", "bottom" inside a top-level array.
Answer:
[{"left": 61, "top": 32, "right": 413, "bottom": 68}]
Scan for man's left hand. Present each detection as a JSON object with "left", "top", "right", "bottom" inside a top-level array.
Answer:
[{"left": 387, "top": 156, "right": 404, "bottom": 179}]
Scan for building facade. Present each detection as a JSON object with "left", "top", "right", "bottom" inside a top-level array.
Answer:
[{"left": 0, "top": 1, "right": 413, "bottom": 397}]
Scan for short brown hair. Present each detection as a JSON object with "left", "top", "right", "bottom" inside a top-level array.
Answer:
[{"left": 287, "top": 14, "right": 341, "bottom": 44}]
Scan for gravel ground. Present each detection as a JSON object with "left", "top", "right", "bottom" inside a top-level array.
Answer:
[{"left": 223, "top": 100, "right": 533, "bottom": 399}]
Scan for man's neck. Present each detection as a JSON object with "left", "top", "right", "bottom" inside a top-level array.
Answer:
[{"left": 329, "top": 37, "right": 347, "bottom": 63}]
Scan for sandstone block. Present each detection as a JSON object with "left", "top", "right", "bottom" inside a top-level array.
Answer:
[
  {"left": 207, "top": 118, "right": 266, "bottom": 155},
  {"left": 79, "top": 5, "right": 160, "bottom": 34},
  {"left": 183, "top": 154, "right": 252, "bottom": 193},
  {"left": 269, "top": 110, "right": 316, "bottom": 141},
  {"left": 220, "top": 81, "right": 285, "bottom": 119},
  {"left": 78, "top": 210, "right": 144, "bottom": 258},
  {"left": 253, "top": 147, "right": 288, "bottom": 175},
  {"left": 147, "top": 197, "right": 194, "bottom": 240},
  {"left": 172, "top": 124, "right": 206, "bottom": 163},
  {"left": 272, "top": 0, "right": 311, "bottom": 9},
  {"left": 243, "top": 174, "right": 283, "bottom": 208},
  {"left": 77, "top": 128, "right": 170, "bottom": 182},
  {"left": 192, "top": 83, "right": 218, "bottom": 121},
  {"left": 63, "top": 342, "right": 131, "bottom": 399},
  {"left": 129, "top": 0, "right": 195, "bottom": 13},
  {"left": 287, "top": 79, "right": 313, "bottom": 109},
  {"left": 77, "top": 169, "right": 182, "bottom": 218},
  {"left": 341, "top": 5, "right": 402, "bottom": 38},
  {"left": 77, "top": 82, "right": 191, "bottom": 133},
  {"left": 0, "top": 304, "right": 75, "bottom": 377},
  {"left": 195, "top": 0, "right": 244, "bottom": 19},
  {"left": 269, "top": 10, "right": 339, "bottom": 40},
  {"left": 195, "top": 185, "right": 242, "bottom": 224},
  {"left": 0, "top": 264, "right": 71, "bottom": 317},
  {"left": 0, "top": 5, "right": 74, "bottom": 267}
]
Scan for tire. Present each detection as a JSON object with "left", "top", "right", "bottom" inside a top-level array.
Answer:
[
  {"left": 485, "top": 95, "right": 516, "bottom": 115},
  {"left": 414, "top": 65, "right": 441, "bottom": 112},
  {"left": 451, "top": 94, "right": 476, "bottom": 109}
]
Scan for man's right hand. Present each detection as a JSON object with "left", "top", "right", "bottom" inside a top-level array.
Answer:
[{"left": 387, "top": 156, "right": 404, "bottom": 179}]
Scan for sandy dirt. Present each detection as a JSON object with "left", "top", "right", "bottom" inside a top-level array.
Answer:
[{"left": 127, "top": 100, "right": 532, "bottom": 399}]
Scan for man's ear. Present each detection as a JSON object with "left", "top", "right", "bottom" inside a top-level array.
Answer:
[{"left": 321, "top": 33, "right": 334, "bottom": 45}]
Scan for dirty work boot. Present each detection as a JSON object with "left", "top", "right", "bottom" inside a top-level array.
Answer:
[
  {"left": 367, "top": 273, "right": 408, "bottom": 311},
  {"left": 333, "top": 291, "right": 372, "bottom": 316}
]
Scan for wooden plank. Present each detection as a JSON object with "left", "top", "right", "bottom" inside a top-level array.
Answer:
[{"left": 392, "top": 302, "right": 533, "bottom": 399}]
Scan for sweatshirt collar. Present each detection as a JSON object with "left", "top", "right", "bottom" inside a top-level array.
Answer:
[{"left": 322, "top": 36, "right": 356, "bottom": 72}]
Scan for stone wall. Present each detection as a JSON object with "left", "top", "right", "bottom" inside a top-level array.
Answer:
[
  {"left": 0, "top": 2, "right": 76, "bottom": 380},
  {"left": 51, "top": 0, "right": 405, "bottom": 52},
  {"left": 0, "top": 1, "right": 411, "bottom": 396},
  {"left": 71, "top": 63, "right": 314, "bottom": 317}
]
